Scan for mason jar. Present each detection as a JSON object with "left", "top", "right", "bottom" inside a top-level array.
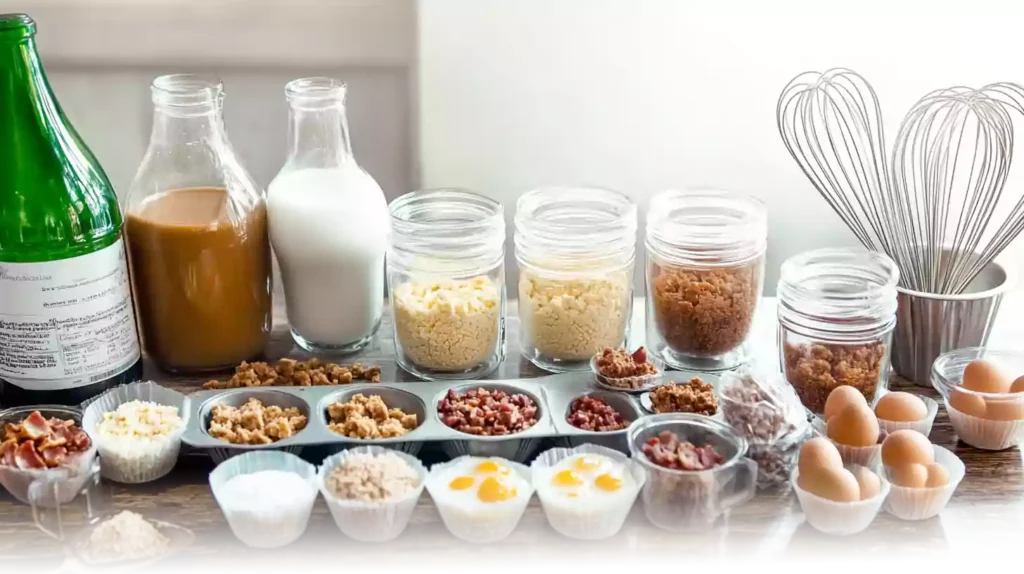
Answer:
[
  {"left": 515, "top": 186, "right": 637, "bottom": 373},
  {"left": 645, "top": 189, "right": 766, "bottom": 372},
  {"left": 387, "top": 189, "right": 506, "bottom": 380},
  {"left": 777, "top": 248, "right": 900, "bottom": 415}
]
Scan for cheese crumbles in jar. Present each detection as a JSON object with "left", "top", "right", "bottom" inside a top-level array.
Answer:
[
  {"left": 387, "top": 189, "right": 506, "bottom": 380},
  {"left": 515, "top": 187, "right": 637, "bottom": 372}
]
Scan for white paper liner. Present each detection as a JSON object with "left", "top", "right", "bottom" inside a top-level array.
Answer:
[
  {"left": 529, "top": 444, "right": 646, "bottom": 540},
  {"left": 945, "top": 398, "right": 1024, "bottom": 451},
  {"left": 209, "top": 451, "right": 318, "bottom": 549},
  {"left": 876, "top": 394, "right": 939, "bottom": 438},
  {"left": 318, "top": 446, "right": 427, "bottom": 543},
  {"left": 0, "top": 446, "right": 98, "bottom": 506},
  {"left": 810, "top": 416, "right": 882, "bottom": 468},
  {"left": 425, "top": 455, "right": 533, "bottom": 543},
  {"left": 882, "top": 445, "right": 964, "bottom": 521},
  {"left": 792, "top": 466, "right": 890, "bottom": 536},
  {"left": 82, "top": 381, "right": 189, "bottom": 484}
]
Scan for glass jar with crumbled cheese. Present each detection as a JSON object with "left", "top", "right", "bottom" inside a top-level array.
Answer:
[
  {"left": 514, "top": 187, "right": 637, "bottom": 372},
  {"left": 387, "top": 189, "right": 507, "bottom": 380}
]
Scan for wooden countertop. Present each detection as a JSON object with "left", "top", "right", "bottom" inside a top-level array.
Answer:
[{"left": 2, "top": 295, "right": 1023, "bottom": 567}]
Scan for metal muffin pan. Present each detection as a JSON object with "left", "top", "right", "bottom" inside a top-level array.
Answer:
[{"left": 179, "top": 372, "right": 648, "bottom": 462}]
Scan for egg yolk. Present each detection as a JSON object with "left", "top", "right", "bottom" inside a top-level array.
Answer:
[
  {"left": 594, "top": 473, "right": 622, "bottom": 492},
  {"left": 475, "top": 461, "right": 509, "bottom": 475},
  {"left": 573, "top": 456, "right": 601, "bottom": 472},
  {"left": 449, "top": 476, "right": 475, "bottom": 490},
  {"left": 551, "top": 469, "right": 584, "bottom": 487},
  {"left": 477, "top": 476, "right": 515, "bottom": 502}
]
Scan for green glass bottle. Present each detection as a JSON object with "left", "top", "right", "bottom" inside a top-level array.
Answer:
[{"left": 0, "top": 14, "right": 143, "bottom": 406}]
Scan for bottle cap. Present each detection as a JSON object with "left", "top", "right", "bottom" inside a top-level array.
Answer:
[{"left": 0, "top": 13, "right": 35, "bottom": 35}]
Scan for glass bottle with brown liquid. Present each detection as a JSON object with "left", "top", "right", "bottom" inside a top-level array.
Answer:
[{"left": 124, "top": 75, "right": 271, "bottom": 373}]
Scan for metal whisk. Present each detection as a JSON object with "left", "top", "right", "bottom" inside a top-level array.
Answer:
[
  {"left": 777, "top": 68, "right": 1024, "bottom": 295},
  {"left": 890, "top": 85, "right": 1022, "bottom": 294}
]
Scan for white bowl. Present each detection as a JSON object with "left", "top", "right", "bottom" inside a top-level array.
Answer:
[
  {"left": 530, "top": 444, "right": 645, "bottom": 540},
  {"left": 82, "top": 381, "right": 188, "bottom": 484},
  {"left": 318, "top": 446, "right": 427, "bottom": 543},
  {"left": 210, "top": 451, "right": 318, "bottom": 548}
]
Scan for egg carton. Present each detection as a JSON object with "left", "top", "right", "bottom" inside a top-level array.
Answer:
[{"left": 179, "top": 372, "right": 648, "bottom": 464}]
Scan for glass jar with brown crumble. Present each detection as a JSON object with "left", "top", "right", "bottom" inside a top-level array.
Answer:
[
  {"left": 776, "top": 248, "right": 900, "bottom": 415},
  {"left": 644, "top": 190, "right": 766, "bottom": 371}
]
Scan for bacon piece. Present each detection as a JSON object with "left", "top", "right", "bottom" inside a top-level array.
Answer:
[
  {"left": 3, "top": 423, "right": 21, "bottom": 441},
  {"left": 13, "top": 440, "right": 46, "bottom": 470},
  {"left": 0, "top": 438, "right": 16, "bottom": 467},
  {"left": 70, "top": 429, "right": 91, "bottom": 450},
  {"left": 40, "top": 445, "right": 67, "bottom": 467},
  {"left": 37, "top": 429, "right": 68, "bottom": 451},
  {"left": 21, "top": 411, "right": 51, "bottom": 440}
]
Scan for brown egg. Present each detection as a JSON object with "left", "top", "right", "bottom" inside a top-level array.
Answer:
[
  {"left": 924, "top": 463, "right": 950, "bottom": 488},
  {"left": 851, "top": 466, "right": 881, "bottom": 500},
  {"left": 881, "top": 430, "right": 934, "bottom": 466},
  {"left": 826, "top": 404, "right": 880, "bottom": 447},
  {"left": 798, "top": 437, "right": 844, "bottom": 475},
  {"left": 949, "top": 387, "right": 988, "bottom": 418},
  {"left": 874, "top": 392, "right": 928, "bottom": 422},
  {"left": 798, "top": 466, "right": 861, "bottom": 502},
  {"left": 983, "top": 397, "right": 1024, "bottom": 421},
  {"left": 961, "top": 359, "right": 1011, "bottom": 394},
  {"left": 1010, "top": 376, "right": 1024, "bottom": 394},
  {"left": 824, "top": 386, "right": 869, "bottom": 422},
  {"left": 888, "top": 463, "right": 929, "bottom": 488}
]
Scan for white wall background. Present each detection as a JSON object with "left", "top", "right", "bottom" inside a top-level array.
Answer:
[
  {"left": 6, "top": 0, "right": 1024, "bottom": 298},
  {"left": 417, "top": 0, "right": 1024, "bottom": 294},
  {"left": 2, "top": 0, "right": 417, "bottom": 199}
]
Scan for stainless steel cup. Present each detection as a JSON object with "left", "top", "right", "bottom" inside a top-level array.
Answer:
[{"left": 891, "top": 258, "right": 1015, "bottom": 386}]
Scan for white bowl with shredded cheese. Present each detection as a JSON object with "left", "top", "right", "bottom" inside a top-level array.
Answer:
[{"left": 83, "top": 382, "right": 188, "bottom": 484}]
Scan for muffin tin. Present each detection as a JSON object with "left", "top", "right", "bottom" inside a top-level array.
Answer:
[{"left": 180, "top": 372, "right": 646, "bottom": 463}]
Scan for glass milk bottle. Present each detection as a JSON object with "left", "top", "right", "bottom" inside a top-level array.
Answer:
[{"left": 268, "top": 78, "right": 388, "bottom": 353}]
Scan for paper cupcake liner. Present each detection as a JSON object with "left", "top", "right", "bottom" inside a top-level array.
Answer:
[
  {"left": 425, "top": 455, "right": 533, "bottom": 543},
  {"left": 318, "top": 446, "right": 427, "bottom": 543},
  {"left": 0, "top": 447, "right": 98, "bottom": 506},
  {"left": 882, "top": 445, "right": 964, "bottom": 521},
  {"left": 791, "top": 466, "right": 890, "bottom": 536},
  {"left": 82, "top": 381, "right": 189, "bottom": 484},
  {"left": 831, "top": 441, "right": 881, "bottom": 469},
  {"left": 209, "top": 451, "right": 318, "bottom": 549},
  {"left": 529, "top": 444, "right": 646, "bottom": 540},
  {"left": 945, "top": 399, "right": 1024, "bottom": 451},
  {"left": 809, "top": 416, "right": 882, "bottom": 468},
  {"left": 877, "top": 395, "right": 939, "bottom": 438}
]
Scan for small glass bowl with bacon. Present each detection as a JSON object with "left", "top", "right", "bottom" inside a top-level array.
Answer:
[{"left": 0, "top": 406, "right": 97, "bottom": 505}]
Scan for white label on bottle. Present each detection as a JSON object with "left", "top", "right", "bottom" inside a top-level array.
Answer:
[{"left": 0, "top": 239, "right": 141, "bottom": 391}]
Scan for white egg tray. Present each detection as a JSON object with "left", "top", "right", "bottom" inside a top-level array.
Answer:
[{"left": 179, "top": 372, "right": 648, "bottom": 463}]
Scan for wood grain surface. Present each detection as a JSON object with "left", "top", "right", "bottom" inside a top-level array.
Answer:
[{"left": 1, "top": 297, "right": 1022, "bottom": 566}]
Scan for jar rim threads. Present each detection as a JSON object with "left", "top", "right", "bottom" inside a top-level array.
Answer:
[
  {"left": 777, "top": 247, "right": 900, "bottom": 339},
  {"left": 514, "top": 186, "right": 637, "bottom": 275},
  {"left": 645, "top": 189, "right": 767, "bottom": 266},
  {"left": 388, "top": 188, "right": 505, "bottom": 276}
]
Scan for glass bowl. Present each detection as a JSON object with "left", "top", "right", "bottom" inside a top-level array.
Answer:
[
  {"left": 626, "top": 413, "right": 756, "bottom": 531},
  {"left": 931, "top": 347, "right": 1024, "bottom": 450}
]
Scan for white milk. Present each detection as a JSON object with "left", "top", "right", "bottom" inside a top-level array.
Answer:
[{"left": 267, "top": 166, "right": 388, "bottom": 350}]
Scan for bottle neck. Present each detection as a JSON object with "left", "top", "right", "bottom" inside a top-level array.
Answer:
[
  {"left": 286, "top": 101, "right": 355, "bottom": 170},
  {"left": 148, "top": 105, "right": 227, "bottom": 151},
  {"left": 1, "top": 34, "right": 61, "bottom": 133}
]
